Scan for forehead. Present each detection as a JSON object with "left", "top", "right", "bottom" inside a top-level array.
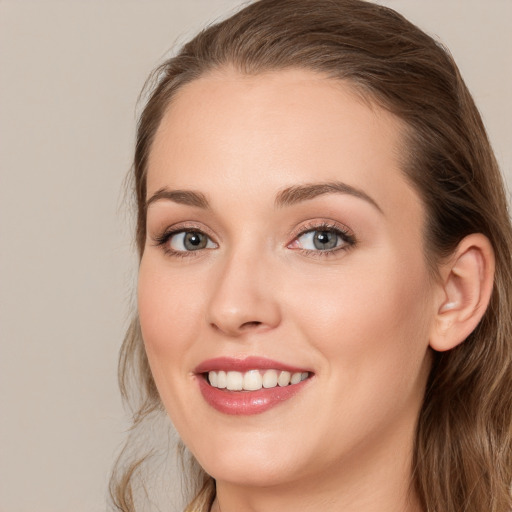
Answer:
[{"left": 146, "top": 68, "right": 421, "bottom": 223}]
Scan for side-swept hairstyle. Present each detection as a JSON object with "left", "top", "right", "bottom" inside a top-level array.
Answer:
[{"left": 110, "top": 1, "right": 512, "bottom": 511}]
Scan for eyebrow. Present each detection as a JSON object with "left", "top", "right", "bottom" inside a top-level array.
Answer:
[
  {"left": 275, "top": 181, "right": 383, "bottom": 213},
  {"left": 145, "top": 180, "right": 382, "bottom": 214},
  {"left": 145, "top": 188, "right": 210, "bottom": 210}
]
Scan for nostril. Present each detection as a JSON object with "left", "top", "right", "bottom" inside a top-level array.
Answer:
[
  {"left": 209, "top": 320, "right": 262, "bottom": 333},
  {"left": 240, "top": 321, "right": 262, "bottom": 330}
]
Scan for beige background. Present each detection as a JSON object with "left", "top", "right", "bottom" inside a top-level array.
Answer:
[{"left": 0, "top": 1, "right": 510, "bottom": 511}]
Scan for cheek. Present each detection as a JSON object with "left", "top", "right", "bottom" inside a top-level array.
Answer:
[
  {"left": 137, "top": 256, "right": 204, "bottom": 368},
  {"left": 284, "top": 253, "right": 433, "bottom": 448},
  {"left": 137, "top": 256, "right": 211, "bottom": 436},
  {"left": 289, "top": 250, "right": 433, "bottom": 387}
]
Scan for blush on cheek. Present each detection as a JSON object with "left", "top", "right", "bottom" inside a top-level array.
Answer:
[
  {"left": 138, "top": 288, "right": 164, "bottom": 351},
  {"left": 138, "top": 261, "right": 176, "bottom": 342}
]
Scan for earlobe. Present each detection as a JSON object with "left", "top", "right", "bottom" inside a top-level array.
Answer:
[{"left": 429, "top": 234, "right": 495, "bottom": 352}]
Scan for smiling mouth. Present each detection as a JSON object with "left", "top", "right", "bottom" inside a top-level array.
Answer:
[
  {"left": 206, "top": 369, "right": 310, "bottom": 391},
  {"left": 197, "top": 359, "right": 313, "bottom": 415}
]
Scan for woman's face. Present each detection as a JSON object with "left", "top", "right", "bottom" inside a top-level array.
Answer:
[{"left": 138, "top": 69, "right": 436, "bottom": 489}]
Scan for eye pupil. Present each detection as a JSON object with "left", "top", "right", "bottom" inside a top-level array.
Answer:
[
  {"left": 313, "top": 230, "right": 337, "bottom": 250},
  {"left": 184, "top": 232, "right": 207, "bottom": 250}
]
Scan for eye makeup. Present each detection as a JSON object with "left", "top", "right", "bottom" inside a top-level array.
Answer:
[
  {"left": 287, "top": 220, "right": 357, "bottom": 258},
  {"left": 149, "top": 217, "right": 357, "bottom": 260},
  {"left": 151, "top": 222, "right": 218, "bottom": 259}
]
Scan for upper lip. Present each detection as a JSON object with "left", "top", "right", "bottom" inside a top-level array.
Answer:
[{"left": 194, "top": 356, "right": 311, "bottom": 374}]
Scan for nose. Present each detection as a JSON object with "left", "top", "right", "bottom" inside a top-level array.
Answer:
[{"left": 206, "top": 249, "right": 282, "bottom": 337}]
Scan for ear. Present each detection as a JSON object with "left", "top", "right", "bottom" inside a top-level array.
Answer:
[{"left": 430, "top": 233, "right": 495, "bottom": 352}]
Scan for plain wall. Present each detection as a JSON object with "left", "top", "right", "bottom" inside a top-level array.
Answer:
[{"left": 0, "top": 1, "right": 510, "bottom": 511}]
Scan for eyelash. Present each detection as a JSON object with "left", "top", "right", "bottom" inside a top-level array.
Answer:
[
  {"left": 152, "top": 224, "right": 215, "bottom": 259},
  {"left": 152, "top": 222, "right": 356, "bottom": 259},
  {"left": 290, "top": 221, "right": 356, "bottom": 257}
]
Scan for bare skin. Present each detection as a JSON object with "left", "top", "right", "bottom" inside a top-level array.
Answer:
[{"left": 138, "top": 68, "right": 494, "bottom": 512}]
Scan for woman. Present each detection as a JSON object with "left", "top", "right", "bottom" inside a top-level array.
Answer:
[{"left": 110, "top": 1, "right": 512, "bottom": 511}]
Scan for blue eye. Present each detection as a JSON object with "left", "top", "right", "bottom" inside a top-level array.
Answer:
[
  {"left": 294, "top": 226, "right": 354, "bottom": 252},
  {"left": 168, "top": 231, "right": 217, "bottom": 252}
]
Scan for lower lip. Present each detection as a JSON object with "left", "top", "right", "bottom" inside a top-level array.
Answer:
[{"left": 197, "top": 376, "right": 310, "bottom": 415}]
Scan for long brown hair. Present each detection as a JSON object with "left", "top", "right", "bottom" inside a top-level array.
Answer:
[{"left": 110, "top": 1, "right": 512, "bottom": 511}]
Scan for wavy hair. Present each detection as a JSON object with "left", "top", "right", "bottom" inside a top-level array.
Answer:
[{"left": 110, "top": 1, "right": 512, "bottom": 511}]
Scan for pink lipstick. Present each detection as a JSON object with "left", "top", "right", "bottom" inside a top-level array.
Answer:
[{"left": 195, "top": 357, "right": 312, "bottom": 415}]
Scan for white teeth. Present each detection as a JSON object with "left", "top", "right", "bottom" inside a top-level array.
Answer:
[
  {"left": 208, "top": 369, "right": 309, "bottom": 391},
  {"left": 290, "top": 372, "right": 302, "bottom": 385},
  {"left": 243, "top": 370, "right": 263, "bottom": 391},
  {"left": 217, "top": 371, "right": 227, "bottom": 389},
  {"left": 226, "top": 371, "right": 243, "bottom": 391},
  {"left": 262, "top": 369, "right": 278, "bottom": 388},
  {"left": 278, "top": 371, "right": 291, "bottom": 387}
]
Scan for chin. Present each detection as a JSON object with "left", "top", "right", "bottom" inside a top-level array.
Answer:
[
  {"left": 189, "top": 430, "right": 309, "bottom": 488},
  {"left": 203, "top": 456, "right": 300, "bottom": 488}
]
